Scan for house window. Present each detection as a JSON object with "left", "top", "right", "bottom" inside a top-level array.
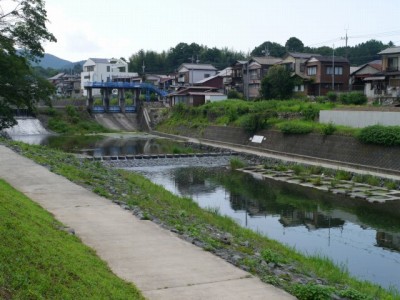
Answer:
[
  {"left": 204, "top": 74, "right": 210, "bottom": 78},
  {"left": 300, "top": 63, "right": 305, "bottom": 72},
  {"left": 326, "top": 66, "right": 343, "bottom": 75},
  {"left": 307, "top": 66, "right": 317, "bottom": 76},
  {"left": 388, "top": 57, "right": 399, "bottom": 71},
  {"left": 85, "top": 66, "right": 94, "bottom": 72},
  {"left": 107, "top": 66, "right": 111, "bottom": 72}
]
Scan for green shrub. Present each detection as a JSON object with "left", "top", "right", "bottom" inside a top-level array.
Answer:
[
  {"left": 315, "top": 96, "right": 326, "bottom": 103},
  {"left": 321, "top": 123, "right": 336, "bottom": 135},
  {"left": 339, "top": 92, "right": 367, "bottom": 105},
  {"left": 326, "top": 91, "right": 337, "bottom": 102},
  {"left": 240, "top": 113, "right": 268, "bottom": 133},
  {"left": 45, "top": 107, "right": 58, "bottom": 116},
  {"left": 302, "top": 105, "right": 319, "bottom": 121},
  {"left": 65, "top": 105, "right": 78, "bottom": 118},
  {"left": 335, "top": 170, "right": 352, "bottom": 181},
  {"left": 279, "top": 121, "right": 313, "bottom": 134},
  {"left": 292, "top": 164, "right": 306, "bottom": 175},
  {"left": 291, "top": 283, "right": 333, "bottom": 300},
  {"left": 230, "top": 158, "right": 247, "bottom": 170},
  {"left": 358, "top": 125, "right": 400, "bottom": 146},
  {"left": 227, "top": 90, "right": 243, "bottom": 99}
]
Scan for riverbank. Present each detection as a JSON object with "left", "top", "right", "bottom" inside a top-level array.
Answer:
[
  {"left": 0, "top": 179, "right": 144, "bottom": 299},
  {"left": 1, "top": 138, "right": 397, "bottom": 299}
]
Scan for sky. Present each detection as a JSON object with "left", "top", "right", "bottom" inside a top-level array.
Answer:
[{"left": 41, "top": 0, "right": 400, "bottom": 62}]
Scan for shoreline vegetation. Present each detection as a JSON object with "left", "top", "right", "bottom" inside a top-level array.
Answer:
[{"left": 1, "top": 138, "right": 399, "bottom": 300}]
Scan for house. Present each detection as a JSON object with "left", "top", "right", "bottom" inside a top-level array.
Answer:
[
  {"left": 80, "top": 58, "right": 138, "bottom": 96},
  {"left": 365, "top": 46, "right": 400, "bottom": 99},
  {"left": 349, "top": 60, "right": 381, "bottom": 96},
  {"left": 244, "top": 56, "right": 282, "bottom": 99},
  {"left": 167, "top": 86, "right": 226, "bottom": 107},
  {"left": 229, "top": 60, "right": 248, "bottom": 95},
  {"left": 176, "top": 63, "right": 217, "bottom": 86},
  {"left": 48, "top": 73, "right": 82, "bottom": 98},
  {"left": 228, "top": 57, "right": 282, "bottom": 99},
  {"left": 304, "top": 56, "right": 350, "bottom": 96},
  {"left": 194, "top": 68, "right": 232, "bottom": 92},
  {"left": 144, "top": 74, "right": 174, "bottom": 92},
  {"left": 280, "top": 52, "right": 321, "bottom": 95}
]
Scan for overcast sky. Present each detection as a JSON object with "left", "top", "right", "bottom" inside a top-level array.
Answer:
[{"left": 42, "top": 0, "right": 400, "bottom": 62}]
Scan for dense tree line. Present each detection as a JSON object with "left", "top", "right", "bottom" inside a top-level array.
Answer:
[
  {"left": 128, "top": 43, "right": 246, "bottom": 74},
  {"left": 128, "top": 38, "right": 394, "bottom": 74}
]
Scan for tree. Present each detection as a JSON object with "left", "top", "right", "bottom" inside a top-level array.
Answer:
[
  {"left": 285, "top": 37, "right": 304, "bottom": 52},
  {"left": 251, "top": 41, "right": 286, "bottom": 57},
  {"left": 0, "top": 0, "right": 56, "bottom": 130},
  {"left": 260, "top": 65, "right": 294, "bottom": 100}
]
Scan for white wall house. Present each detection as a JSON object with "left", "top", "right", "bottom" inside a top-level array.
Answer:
[
  {"left": 81, "top": 58, "right": 138, "bottom": 96},
  {"left": 176, "top": 63, "right": 217, "bottom": 86}
]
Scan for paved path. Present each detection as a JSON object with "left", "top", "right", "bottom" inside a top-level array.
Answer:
[{"left": 0, "top": 145, "right": 294, "bottom": 300}]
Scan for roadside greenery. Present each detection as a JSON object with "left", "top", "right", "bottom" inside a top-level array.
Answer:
[
  {"left": 0, "top": 179, "right": 144, "bottom": 299},
  {"left": 2, "top": 139, "right": 398, "bottom": 300},
  {"left": 42, "top": 105, "right": 111, "bottom": 134},
  {"left": 358, "top": 125, "right": 400, "bottom": 146}
]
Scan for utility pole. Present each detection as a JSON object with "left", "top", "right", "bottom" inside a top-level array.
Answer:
[
  {"left": 332, "top": 44, "right": 335, "bottom": 91},
  {"left": 341, "top": 28, "right": 349, "bottom": 59}
]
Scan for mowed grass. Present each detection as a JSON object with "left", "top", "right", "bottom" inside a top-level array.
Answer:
[{"left": 0, "top": 179, "right": 144, "bottom": 300}]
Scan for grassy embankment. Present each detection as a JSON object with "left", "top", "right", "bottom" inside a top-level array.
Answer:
[
  {"left": 40, "top": 105, "right": 111, "bottom": 134},
  {"left": 0, "top": 178, "right": 144, "bottom": 299},
  {"left": 2, "top": 138, "right": 398, "bottom": 300},
  {"left": 157, "top": 99, "right": 357, "bottom": 135}
]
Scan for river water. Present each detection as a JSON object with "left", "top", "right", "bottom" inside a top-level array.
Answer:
[
  {"left": 132, "top": 165, "right": 400, "bottom": 292},
  {"left": 8, "top": 133, "right": 400, "bottom": 291}
]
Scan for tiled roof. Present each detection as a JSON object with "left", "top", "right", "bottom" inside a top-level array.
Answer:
[
  {"left": 378, "top": 46, "right": 400, "bottom": 55},
  {"left": 286, "top": 52, "right": 321, "bottom": 59},
  {"left": 180, "top": 63, "right": 217, "bottom": 71},
  {"left": 309, "top": 56, "right": 349, "bottom": 63},
  {"left": 251, "top": 56, "right": 282, "bottom": 65}
]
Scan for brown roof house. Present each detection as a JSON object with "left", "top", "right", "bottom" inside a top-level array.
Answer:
[
  {"left": 232, "top": 56, "right": 282, "bottom": 99},
  {"left": 369, "top": 46, "right": 400, "bottom": 100},
  {"left": 280, "top": 52, "right": 321, "bottom": 96},
  {"left": 167, "top": 86, "right": 227, "bottom": 107},
  {"left": 304, "top": 56, "right": 350, "bottom": 96},
  {"left": 349, "top": 60, "right": 381, "bottom": 96}
]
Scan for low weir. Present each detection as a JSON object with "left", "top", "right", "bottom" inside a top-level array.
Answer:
[{"left": 92, "top": 151, "right": 238, "bottom": 161}]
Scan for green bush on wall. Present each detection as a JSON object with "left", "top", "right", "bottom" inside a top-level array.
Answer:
[
  {"left": 339, "top": 92, "right": 367, "bottom": 105},
  {"left": 358, "top": 125, "right": 400, "bottom": 146},
  {"left": 278, "top": 121, "right": 313, "bottom": 134}
]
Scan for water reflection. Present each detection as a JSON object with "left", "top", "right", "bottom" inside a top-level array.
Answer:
[{"left": 135, "top": 166, "right": 400, "bottom": 291}]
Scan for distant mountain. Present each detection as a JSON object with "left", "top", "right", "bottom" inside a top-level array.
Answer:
[{"left": 33, "top": 53, "right": 85, "bottom": 70}]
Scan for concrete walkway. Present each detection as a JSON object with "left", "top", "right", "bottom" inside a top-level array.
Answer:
[{"left": 0, "top": 145, "right": 295, "bottom": 300}]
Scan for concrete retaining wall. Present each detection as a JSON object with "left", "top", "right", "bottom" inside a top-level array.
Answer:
[
  {"left": 195, "top": 125, "right": 400, "bottom": 173},
  {"left": 320, "top": 110, "right": 400, "bottom": 128}
]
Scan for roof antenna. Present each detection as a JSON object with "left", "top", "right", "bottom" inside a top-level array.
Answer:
[{"left": 262, "top": 45, "right": 270, "bottom": 57}]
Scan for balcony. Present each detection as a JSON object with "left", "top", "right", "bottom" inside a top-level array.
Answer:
[{"left": 386, "top": 66, "right": 399, "bottom": 72}]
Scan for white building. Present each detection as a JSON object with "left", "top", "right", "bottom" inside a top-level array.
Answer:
[
  {"left": 81, "top": 58, "right": 138, "bottom": 96},
  {"left": 176, "top": 63, "right": 217, "bottom": 86}
]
